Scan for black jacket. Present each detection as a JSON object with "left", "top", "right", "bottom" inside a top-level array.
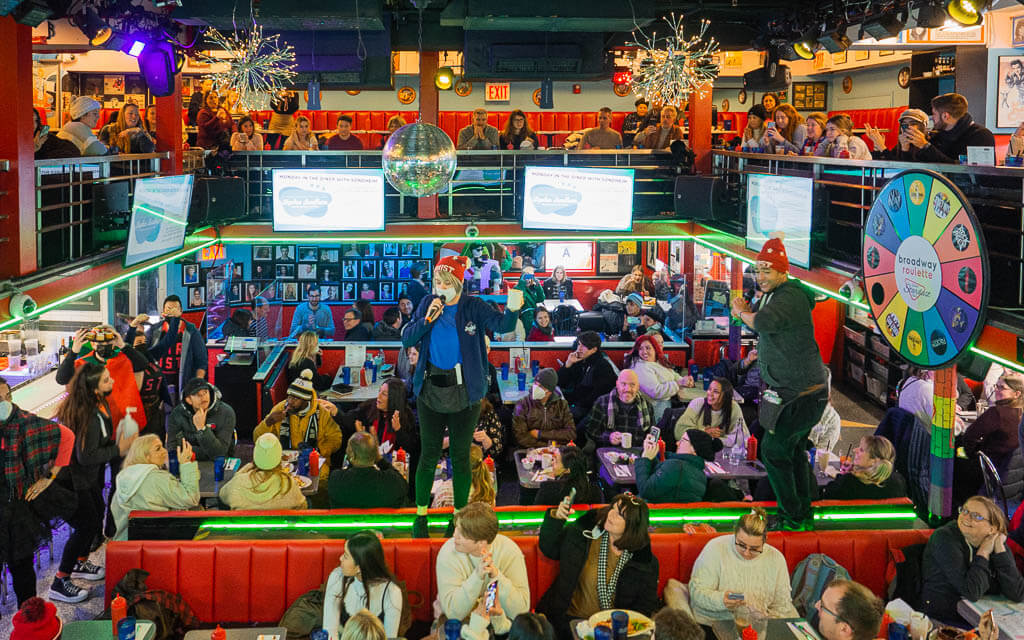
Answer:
[
  {"left": 536, "top": 509, "right": 659, "bottom": 637},
  {"left": 68, "top": 407, "right": 119, "bottom": 491},
  {"left": 556, "top": 351, "right": 617, "bottom": 416},
  {"left": 921, "top": 521, "right": 1024, "bottom": 625},
  {"left": 917, "top": 114, "right": 996, "bottom": 164},
  {"left": 820, "top": 470, "right": 907, "bottom": 501},
  {"left": 328, "top": 462, "right": 408, "bottom": 508},
  {"left": 372, "top": 322, "right": 402, "bottom": 341},
  {"left": 534, "top": 478, "right": 604, "bottom": 507},
  {"left": 343, "top": 324, "right": 372, "bottom": 342},
  {"left": 542, "top": 278, "right": 574, "bottom": 300},
  {"left": 286, "top": 356, "right": 333, "bottom": 392}
]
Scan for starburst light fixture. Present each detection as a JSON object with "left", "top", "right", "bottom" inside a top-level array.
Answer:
[
  {"left": 624, "top": 14, "right": 721, "bottom": 108},
  {"left": 196, "top": 25, "right": 298, "bottom": 111}
]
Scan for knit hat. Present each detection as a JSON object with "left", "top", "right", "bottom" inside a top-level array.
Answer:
[
  {"left": 625, "top": 292, "right": 644, "bottom": 308},
  {"left": 287, "top": 369, "right": 315, "bottom": 401},
  {"left": 69, "top": 96, "right": 101, "bottom": 120},
  {"left": 253, "top": 432, "right": 284, "bottom": 471},
  {"left": 898, "top": 108, "right": 929, "bottom": 128},
  {"left": 11, "top": 597, "right": 62, "bottom": 640},
  {"left": 747, "top": 104, "right": 769, "bottom": 121},
  {"left": 435, "top": 255, "right": 470, "bottom": 282},
  {"left": 535, "top": 368, "right": 558, "bottom": 392},
  {"left": 685, "top": 429, "right": 724, "bottom": 462},
  {"left": 756, "top": 236, "right": 789, "bottom": 273}
]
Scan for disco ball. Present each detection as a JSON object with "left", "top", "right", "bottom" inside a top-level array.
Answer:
[{"left": 381, "top": 122, "right": 457, "bottom": 197}]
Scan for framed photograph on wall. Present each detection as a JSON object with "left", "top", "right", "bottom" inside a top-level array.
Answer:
[
  {"left": 380, "top": 260, "right": 396, "bottom": 279},
  {"left": 253, "top": 245, "right": 273, "bottom": 261},
  {"left": 1014, "top": 16, "right": 1024, "bottom": 47},
  {"left": 182, "top": 264, "right": 200, "bottom": 286},
  {"left": 342, "top": 260, "right": 358, "bottom": 279},
  {"left": 358, "top": 281, "right": 377, "bottom": 300},
  {"left": 319, "top": 266, "right": 339, "bottom": 283},
  {"left": 275, "top": 245, "right": 296, "bottom": 262},
  {"left": 379, "top": 282, "right": 395, "bottom": 301},
  {"left": 363, "top": 243, "right": 379, "bottom": 258},
  {"left": 342, "top": 282, "right": 357, "bottom": 302},
  {"left": 791, "top": 82, "right": 827, "bottom": 111},
  {"left": 187, "top": 287, "right": 205, "bottom": 310},
  {"left": 319, "top": 248, "right": 339, "bottom": 263},
  {"left": 232, "top": 263, "right": 244, "bottom": 280},
  {"left": 646, "top": 241, "right": 658, "bottom": 269},
  {"left": 360, "top": 260, "right": 377, "bottom": 279},
  {"left": 276, "top": 263, "right": 296, "bottom": 279},
  {"left": 297, "top": 263, "right": 317, "bottom": 281},
  {"left": 252, "top": 262, "right": 272, "bottom": 280},
  {"left": 321, "top": 285, "right": 339, "bottom": 301},
  {"left": 401, "top": 243, "right": 420, "bottom": 257},
  {"left": 383, "top": 242, "right": 399, "bottom": 257},
  {"left": 342, "top": 243, "right": 361, "bottom": 257},
  {"left": 298, "top": 246, "right": 319, "bottom": 262},
  {"left": 994, "top": 53, "right": 1024, "bottom": 130},
  {"left": 282, "top": 281, "right": 299, "bottom": 302}
]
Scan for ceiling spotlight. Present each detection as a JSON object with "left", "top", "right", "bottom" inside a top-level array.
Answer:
[
  {"left": 916, "top": 3, "right": 948, "bottom": 28},
  {"left": 817, "top": 27, "right": 851, "bottom": 52},
  {"left": 792, "top": 38, "right": 817, "bottom": 59},
  {"left": 78, "top": 7, "right": 113, "bottom": 46},
  {"left": 945, "top": 0, "right": 984, "bottom": 26},
  {"left": 862, "top": 10, "right": 906, "bottom": 40},
  {"left": 434, "top": 66, "right": 455, "bottom": 90}
]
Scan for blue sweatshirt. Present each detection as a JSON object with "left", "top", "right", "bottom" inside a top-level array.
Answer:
[{"left": 402, "top": 294, "right": 516, "bottom": 403}]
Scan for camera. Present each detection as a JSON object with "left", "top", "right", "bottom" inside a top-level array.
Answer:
[
  {"left": 465, "top": 224, "right": 480, "bottom": 238},
  {"left": 9, "top": 292, "right": 37, "bottom": 319},
  {"left": 839, "top": 276, "right": 864, "bottom": 303}
]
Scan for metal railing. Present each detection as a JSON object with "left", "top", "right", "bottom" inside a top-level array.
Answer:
[{"left": 34, "top": 153, "right": 166, "bottom": 268}]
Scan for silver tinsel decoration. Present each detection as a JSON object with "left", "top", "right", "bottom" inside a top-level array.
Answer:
[
  {"left": 196, "top": 25, "right": 297, "bottom": 111},
  {"left": 625, "top": 14, "right": 720, "bottom": 107},
  {"left": 381, "top": 123, "right": 457, "bottom": 197}
]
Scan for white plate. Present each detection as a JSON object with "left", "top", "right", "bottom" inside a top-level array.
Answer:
[
  {"left": 281, "top": 461, "right": 294, "bottom": 472},
  {"left": 297, "top": 475, "right": 313, "bottom": 489},
  {"left": 587, "top": 610, "right": 654, "bottom": 637},
  {"left": 282, "top": 450, "right": 299, "bottom": 463}
]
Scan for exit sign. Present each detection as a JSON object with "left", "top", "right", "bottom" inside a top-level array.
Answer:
[{"left": 485, "top": 83, "right": 510, "bottom": 102}]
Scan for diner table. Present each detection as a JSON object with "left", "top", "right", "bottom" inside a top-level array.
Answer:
[
  {"left": 324, "top": 364, "right": 387, "bottom": 403},
  {"left": 197, "top": 459, "right": 320, "bottom": 498},
  {"left": 63, "top": 620, "right": 157, "bottom": 640},
  {"left": 958, "top": 595, "right": 1024, "bottom": 640},
  {"left": 513, "top": 447, "right": 565, "bottom": 489},
  {"left": 541, "top": 298, "right": 585, "bottom": 312},
  {"left": 570, "top": 615, "right": 814, "bottom": 640},
  {"left": 184, "top": 628, "right": 288, "bottom": 640}
]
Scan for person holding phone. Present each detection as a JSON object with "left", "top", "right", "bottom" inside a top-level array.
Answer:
[
  {"left": 634, "top": 429, "right": 722, "bottom": 503},
  {"left": 864, "top": 109, "right": 930, "bottom": 161},
  {"left": 230, "top": 116, "right": 264, "bottom": 151},
  {"left": 683, "top": 508, "right": 798, "bottom": 627}
]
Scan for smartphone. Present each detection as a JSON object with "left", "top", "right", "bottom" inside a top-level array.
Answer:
[
  {"left": 727, "top": 593, "right": 745, "bottom": 600},
  {"left": 38, "top": 124, "right": 50, "bottom": 137},
  {"left": 567, "top": 486, "right": 577, "bottom": 505},
  {"left": 485, "top": 580, "right": 498, "bottom": 610},
  {"left": 766, "top": 122, "right": 777, "bottom": 130},
  {"left": 649, "top": 426, "right": 661, "bottom": 442}
]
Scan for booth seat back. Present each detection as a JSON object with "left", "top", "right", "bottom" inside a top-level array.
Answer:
[
  {"left": 106, "top": 528, "right": 930, "bottom": 624},
  {"left": 828, "top": 107, "right": 907, "bottom": 150}
]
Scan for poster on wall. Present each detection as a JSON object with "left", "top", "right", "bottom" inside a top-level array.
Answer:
[
  {"left": 997, "top": 55, "right": 1024, "bottom": 129},
  {"left": 669, "top": 241, "right": 682, "bottom": 274},
  {"left": 104, "top": 75, "right": 125, "bottom": 94}
]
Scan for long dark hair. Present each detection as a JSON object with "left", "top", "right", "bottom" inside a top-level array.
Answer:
[
  {"left": 502, "top": 109, "right": 535, "bottom": 139},
  {"left": 56, "top": 362, "right": 107, "bottom": 451},
  {"left": 700, "top": 376, "right": 735, "bottom": 431},
  {"left": 559, "top": 446, "right": 593, "bottom": 503},
  {"left": 509, "top": 613, "right": 557, "bottom": 640},
  {"left": 342, "top": 530, "right": 398, "bottom": 594},
  {"left": 596, "top": 493, "right": 650, "bottom": 552},
  {"left": 362, "top": 377, "right": 412, "bottom": 427}
]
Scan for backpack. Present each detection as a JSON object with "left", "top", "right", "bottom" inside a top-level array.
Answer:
[
  {"left": 886, "top": 543, "right": 926, "bottom": 610},
  {"left": 551, "top": 304, "right": 580, "bottom": 337},
  {"left": 791, "top": 553, "right": 852, "bottom": 618},
  {"left": 109, "top": 569, "right": 200, "bottom": 640}
]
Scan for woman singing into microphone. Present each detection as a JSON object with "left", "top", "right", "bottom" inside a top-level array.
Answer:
[{"left": 402, "top": 256, "right": 523, "bottom": 537}]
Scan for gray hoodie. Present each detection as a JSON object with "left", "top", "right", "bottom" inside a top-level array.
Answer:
[{"left": 111, "top": 461, "right": 200, "bottom": 540}]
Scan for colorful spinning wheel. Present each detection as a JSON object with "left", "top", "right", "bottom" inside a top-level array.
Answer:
[{"left": 862, "top": 169, "right": 989, "bottom": 369}]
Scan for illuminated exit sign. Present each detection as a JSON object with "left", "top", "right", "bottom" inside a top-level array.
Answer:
[{"left": 485, "top": 83, "right": 510, "bottom": 102}]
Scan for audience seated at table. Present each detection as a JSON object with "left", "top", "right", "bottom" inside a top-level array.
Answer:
[
  {"left": 650, "top": 607, "right": 703, "bottom": 640},
  {"left": 652, "top": 267, "right": 673, "bottom": 301},
  {"left": 432, "top": 443, "right": 496, "bottom": 508},
  {"left": 813, "top": 114, "right": 872, "bottom": 160},
  {"left": 542, "top": 266, "right": 574, "bottom": 300},
  {"left": 820, "top": 435, "right": 906, "bottom": 501},
  {"left": 527, "top": 307, "right": 556, "bottom": 342},
  {"left": 500, "top": 109, "right": 540, "bottom": 150},
  {"left": 616, "top": 265, "right": 654, "bottom": 297},
  {"left": 196, "top": 91, "right": 231, "bottom": 150},
  {"left": 864, "top": 108, "right": 928, "bottom": 161},
  {"left": 230, "top": 115, "right": 264, "bottom": 151},
  {"left": 633, "top": 105, "right": 683, "bottom": 150},
  {"left": 618, "top": 293, "right": 646, "bottom": 342},
  {"left": 324, "top": 114, "right": 364, "bottom": 150},
  {"left": 355, "top": 300, "right": 377, "bottom": 334},
  {"left": 897, "top": 367, "right": 937, "bottom": 432},
  {"left": 165, "top": 378, "right": 236, "bottom": 462},
  {"left": 796, "top": 111, "right": 827, "bottom": 155},
  {"left": 810, "top": 580, "right": 885, "bottom": 640},
  {"left": 372, "top": 307, "right": 404, "bottom": 341},
  {"left": 557, "top": 331, "right": 618, "bottom": 424},
  {"left": 639, "top": 307, "right": 667, "bottom": 340},
  {"left": 288, "top": 287, "right": 335, "bottom": 339},
  {"left": 397, "top": 345, "right": 418, "bottom": 398},
  {"left": 407, "top": 265, "right": 429, "bottom": 310},
  {"left": 323, "top": 530, "right": 407, "bottom": 640},
  {"left": 220, "top": 308, "right": 253, "bottom": 338},
  {"left": 740, "top": 105, "right": 769, "bottom": 151},
  {"left": 954, "top": 373, "right": 1023, "bottom": 503},
  {"left": 473, "top": 397, "right": 507, "bottom": 461},
  {"left": 809, "top": 375, "right": 842, "bottom": 455},
  {"left": 111, "top": 436, "right": 200, "bottom": 540},
  {"left": 762, "top": 104, "right": 807, "bottom": 155},
  {"left": 458, "top": 108, "right": 501, "bottom": 150},
  {"left": 625, "top": 335, "right": 693, "bottom": 423},
  {"left": 584, "top": 370, "right": 654, "bottom": 450},
  {"left": 340, "top": 307, "right": 371, "bottom": 341},
  {"left": 378, "top": 115, "right": 407, "bottom": 149},
  {"left": 284, "top": 115, "right": 319, "bottom": 151},
  {"left": 686, "top": 507, "right": 799, "bottom": 627},
  {"left": 620, "top": 99, "right": 648, "bottom": 147},
  {"left": 219, "top": 432, "right": 307, "bottom": 511},
  {"left": 328, "top": 431, "right": 408, "bottom": 509},
  {"left": 99, "top": 103, "right": 155, "bottom": 153},
  {"left": 253, "top": 370, "right": 343, "bottom": 494},
  {"left": 921, "top": 495, "right": 1024, "bottom": 626},
  {"left": 514, "top": 268, "right": 547, "bottom": 330},
  {"left": 674, "top": 377, "right": 747, "bottom": 447},
  {"left": 57, "top": 96, "right": 108, "bottom": 156},
  {"left": 534, "top": 445, "right": 605, "bottom": 506},
  {"left": 344, "top": 377, "right": 420, "bottom": 466},
  {"left": 635, "top": 429, "right": 721, "bottom": 504},
  {"left": 398, "top": 295, "right": 414, "bottom": 326},
  {"left": 513, "top": 368, "right": 576, "bottom": 448},
  {"left": 580, "top": 107, "right": 623, "bottom": 149},
  {"left": 914, "top": 93, "right": 995, "bottom": 164},
  {"left": 436, "top": 502, "right": 531, "bottom": 625},
  {"left": 537, "top": 493, "right": 659, "bottom": 637},
  {"left": 286, "top": 331, "right": 333, "bottom": 392}
]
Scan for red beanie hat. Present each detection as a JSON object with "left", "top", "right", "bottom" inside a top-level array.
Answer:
[
  {"left": 435, "top": 255, "right": 470, "bottom": 282},
  {"left": 11, "top": 597, "right": 62, "bottom": 640},
  {"left": 756, "top": 236, "right": 789, "bottom": 273}
]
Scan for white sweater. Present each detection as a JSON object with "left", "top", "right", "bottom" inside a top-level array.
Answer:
[
  {"left": 435, "top": 534, "right": 531, "bottom": 622},
  {"left": 689, "top": 534, "right": 799, "bottom": 625},
  {"left": 632, "top": 360, "right": 683, "bottom": 422},
  {"left": 322, "top": 568, "right": 403, "bottom": 640}
]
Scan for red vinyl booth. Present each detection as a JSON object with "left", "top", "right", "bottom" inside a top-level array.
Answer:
[
  {"left": 106, "top": 524, "right": 931, "bottom": 624},
  {"left": 719, "top": 107, "right": 907, "bottom": 150}
]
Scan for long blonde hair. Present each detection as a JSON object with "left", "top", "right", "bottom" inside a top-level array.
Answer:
[
  {"left": 468, "top": 444, "right": 496, "bottom": 506},
  {"left": 852, "top": 435, "right": 895, "bottom": 486},
  {"left": 291, "top": 331, "right": 319, "bottom": 367},
  {"left": 341, "top": 610, "right": 386, "bottom": 640},
  {"left": 110, "top": 103, "right": 141, "bottom": 138}
]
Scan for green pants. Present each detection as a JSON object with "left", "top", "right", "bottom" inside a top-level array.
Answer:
[
  {"left": 762, "top": 390, "right": 828, "bottom": 526},
  {"left": 415, "top": 400, "right": 483, "bottom": 509}
]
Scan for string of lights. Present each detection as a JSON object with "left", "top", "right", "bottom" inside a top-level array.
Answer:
[
  {"left": 624, "top": 14, "right": 721, "bottom": 108},
  {"left": 196, "top": 25, "right": 298, "bottom": 111}
]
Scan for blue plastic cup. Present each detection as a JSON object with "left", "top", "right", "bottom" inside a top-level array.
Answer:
[
  {"left": 702, "top": 368, "right": 713, "bottom": 390},
  {"left": 958, "top": 154, "right": 968, "bottom": 165},
  {"left": 517, "top": 372, "right": 527, "bottom": 391},
  {"left": 808, "top": 447, "right": 817, "bottom": 471},
  {"left": 531, "top": 360, "right": 540, "bottom": 377},
  {"left": 611, "top": 611, "right": 629, "bottom": 640},
  {"left": 213, "top": 456, "right": 225, "bottom": 481},
  {"left": 118, "top": 617, "right": 138, "bottom": 640},
  {"left": 445, "top": 619, "right": 463, "bottom": 640},
  {"left": 342, "top": 367, "right": 351, "bottom": 385},
  {"left": 371, "top": 364, "right": 378, "bottom": 383},
  {"left": 501, "top": 363, "right": 509, "bottom": 380},
  {"left": 594, "top": 624, "right": 613, "bottom": 640}
]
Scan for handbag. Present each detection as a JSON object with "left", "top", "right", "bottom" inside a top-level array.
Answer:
[{"left": 27, "top": 476, "right": 78, "bottom": 524}]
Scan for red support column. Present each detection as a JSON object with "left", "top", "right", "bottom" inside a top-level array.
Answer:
[
  {"left": 417, "top": 52, "right": 440, "bottom": 220},
  {"left": 154, "top": 74, "right": 183, "bottom": 175},
  {"left": 0, "top": 18, "right": 37, "bottom": 279},
  {"left": 688, "top": 89, "right": 713, "bottom": 174},
  {"left": 683, "top": 241, "right": 695, "bottom": 300}
]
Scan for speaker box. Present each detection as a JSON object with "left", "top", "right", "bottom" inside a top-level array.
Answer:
[
  {"left": 674, "top": 175, "right": 725, "bottom": 221},
  {"left": 189, "top": 176, "right": 245, "bottom": 225},
  {"left": 743, "top": 62, "right": 791, "bottom": 92}
]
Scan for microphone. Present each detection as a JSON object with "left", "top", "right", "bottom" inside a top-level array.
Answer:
[{"left": 426, "top": 294, "right": 447, "bottom": 323}]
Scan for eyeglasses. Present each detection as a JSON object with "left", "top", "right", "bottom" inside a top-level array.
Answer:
[
  {"left": 734, "top": 540, "right": 764, "bottom": 555},
  {"left": 344, "top": 315, "right": 357, "bottom": 322},
  {"left": 958, "top": 506, "right": 988, "bottom": 523},
  {"left": 816, "top": 600, "right": 844, "bottom": 624}
]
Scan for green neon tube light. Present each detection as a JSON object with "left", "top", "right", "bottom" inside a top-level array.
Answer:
[
  {"left": 814, "top": 512, "right": 917, "bottom": 520},
  {"left": 0, "top": 239, "right": 218, "bottom": 331},
  {"left": 970, "top": 346, "right": 1024, "bottom": 375}
]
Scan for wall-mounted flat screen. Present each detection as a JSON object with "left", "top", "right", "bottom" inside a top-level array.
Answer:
[
  {"left": 522, "top": 166, "right": 634, "bottom": 231},
  {"left": 272, "top": 169, "right": 385, "bottom": 232},
  {"left": 124, "top": 174, "right": 194, "bottom": 268},
  {"left": 745, "top": 173, "right": 814, "bottom": 269}
]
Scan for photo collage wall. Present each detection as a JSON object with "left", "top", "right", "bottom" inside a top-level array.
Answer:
[{"left": 183, "top": 242, "right": 431, "bottom": 310}]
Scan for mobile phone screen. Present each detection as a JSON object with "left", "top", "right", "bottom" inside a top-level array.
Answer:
[
  {"left": 485, "top": 580, "right": 498, "bottom": 610},
  {"left": 649, "top": 426, "right": 661, "bottom": 441}
]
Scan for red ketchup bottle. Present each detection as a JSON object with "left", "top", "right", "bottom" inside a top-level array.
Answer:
[
  {"left": 111, "top": 593, "right": 127, "bottom": 636},
  {"left": 658, "top": 439, "right": 666, "bottom": 461},
  {"left": 742, "top": 626, "right": 758, "bottom": 640},
  {"left": 211, "top": 625, "right": 227, "bottom": 640},
  {"left": 746, "top": 435, "right": 758, "bottom": 461},
  {"left": 309, "top": 449, "right": 319, "bottom": 476}
]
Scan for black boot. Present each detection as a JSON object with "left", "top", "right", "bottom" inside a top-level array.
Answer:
[{"left": 412, "top": 515, "right": 429, "bottom": 539}]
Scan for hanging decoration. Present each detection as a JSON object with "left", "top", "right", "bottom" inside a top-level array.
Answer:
[
  {"left": 623, "top": 13, "right": 720, "bottom": 108},
  {"left": 196, "top": 24, "right": 297, "bottom": 112}
]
